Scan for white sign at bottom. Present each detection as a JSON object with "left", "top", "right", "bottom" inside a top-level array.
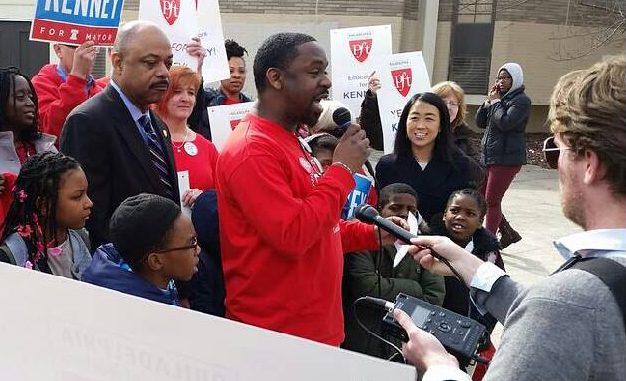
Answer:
[{"left": 0, "top": 264, "right": 415, "bottom": 380}]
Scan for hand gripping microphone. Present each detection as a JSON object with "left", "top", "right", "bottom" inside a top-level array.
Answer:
[
  {"left": 332, "top": 107, "right": 352, "bottom": 129},
  {"left": 355, "top": 204, "right": 489, "bottom": 362},
  {"left": 354, "top": 204, "right": 415, "bottom": 244},
  {"left": 354, "top": 204, "right": 463, "bottom": 280}
]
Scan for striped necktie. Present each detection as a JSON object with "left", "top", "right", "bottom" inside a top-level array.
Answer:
[{"left": 138, "top": 115, "right": 175, "bottom": 198}]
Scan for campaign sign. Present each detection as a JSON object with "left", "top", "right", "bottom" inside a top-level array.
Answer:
[
  {"left": 30, "top": 0, "right": 125, "bottom": 46},
  {"left": 342, "top": 173, "right": 373, "bottom": 220},
  {"left": 139, "top": 0, "right": 229, "bottom": 82},
  {"left": 207, "top": 101, "right": 255, "bottom": 151},
  {"left": 330, "top": 25, "right": 392, "bottom": 117},
  {"left": 376, "top": 52, "right": 431, "bottom": 153},
  {"left": 139, "top": 0, "right": 198, "bottom": 69},
  {"left": 195, "top": 0, "right": 230, "bottom": 82}
]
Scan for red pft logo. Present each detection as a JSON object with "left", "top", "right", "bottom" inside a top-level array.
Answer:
[
  {"left": 349, "top": 39, "right": 372, "bottom": 63},
  {"left": 160, "top": 0, "right": 180, "bottom": 25},
  {"left": 392, "top": 68, "right": 413, "bottom": 97},
  {"left": 229, "top": 119, "right": 241, "bottom": 130}
]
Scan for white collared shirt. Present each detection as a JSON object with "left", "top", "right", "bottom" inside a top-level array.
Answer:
[
  {"left": 553, "top": 228, "right": 626, "bottom": 260},
  {"left": 109, "top": 80, "right": 152, "bottom": 143}
]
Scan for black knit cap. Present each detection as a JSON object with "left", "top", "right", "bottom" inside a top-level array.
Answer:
[{"left": 109, "top": 193, "right": 181, "bottom": 268}]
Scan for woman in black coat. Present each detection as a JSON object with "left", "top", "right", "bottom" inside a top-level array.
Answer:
[
  {"left": 476, "top": 62, "right": 531, "bottom": 247},
  {"left": 375, "top": 92, "right": 474, "bottom": 223}
]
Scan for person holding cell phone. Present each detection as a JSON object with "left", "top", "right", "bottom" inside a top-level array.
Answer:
[{"left": 475, "top": 63, "right": 531, "bottom": 249}]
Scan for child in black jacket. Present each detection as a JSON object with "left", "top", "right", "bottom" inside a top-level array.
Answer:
[{"left": 430, "top": 188, "right": 503, "bottom": 374}]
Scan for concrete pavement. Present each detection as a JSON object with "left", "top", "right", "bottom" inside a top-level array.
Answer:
[{"left": 499, "top": 165, "right": 580, "bottom": 285}]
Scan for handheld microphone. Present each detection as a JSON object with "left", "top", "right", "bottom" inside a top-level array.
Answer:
[
  {"left": 332, "top": 107, "right": 352, "bottom": 129},
  {"left": 354, "top": 204, "right": 464, "bottom": 281},
  {"left": 354, "top": 204, "right": 415, "bottom": 244}
]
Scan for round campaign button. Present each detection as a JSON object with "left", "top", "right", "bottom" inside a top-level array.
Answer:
[{"left": 183, "top": 142, "right": 198, "bottom": 156}]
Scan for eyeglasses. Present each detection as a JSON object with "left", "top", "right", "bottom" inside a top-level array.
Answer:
[
  {"left": 154, "top": 236, "right": 198, "bottom": 253},
  {"left": 445, "top": 101, "right": 459, "bottom": 108},
  {"left": 496, "top": 75, "right": 512, "bottom": 81},
  {"left": 542, "top": 136, "right": 570, "bottom": 169}
]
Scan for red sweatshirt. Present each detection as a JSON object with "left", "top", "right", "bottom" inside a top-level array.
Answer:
[
  {"left": 0, "top": 173, "right": 17, "bottom": 232},
  {"left": 216, "top": 113, "right": 378, "bottom": 345},
  {"left": 31, "top": 64, "right": 104, "bottom": 139}
]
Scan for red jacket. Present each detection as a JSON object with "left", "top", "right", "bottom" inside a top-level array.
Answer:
[
  {"left": 31, "top": 64, "right": 104, "bottom": 139},
  {"left": 0, "top": 172, "right": 17, "bottom": 232},
  {"left": 216, "top": 113, "right": 378, "bottom": 346}
]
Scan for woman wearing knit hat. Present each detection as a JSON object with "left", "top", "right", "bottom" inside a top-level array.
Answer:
[
  {"left": 81, "top": 193, "right": 200, "bottom": 305},
  {"left": 476, "top": 63, "right": 531, "bottom": 249}
]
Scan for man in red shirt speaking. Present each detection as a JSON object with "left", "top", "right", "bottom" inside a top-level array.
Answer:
[{"left": 216, "top": 33, "right": 401, "bottom": 346}]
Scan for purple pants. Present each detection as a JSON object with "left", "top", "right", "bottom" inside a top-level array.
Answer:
[{"left": 481, "top": 165, "right": 522, "bottom": 235}]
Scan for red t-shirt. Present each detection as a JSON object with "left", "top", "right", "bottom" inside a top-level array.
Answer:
[
  {"left": 223, "top": 98, "right": 240, "bottom": 106},
  {"left": 216, "top": 113, "right": 378, "bottom": 346},
  {"left": 171, "top": 133, "right": 219, "bottom": 190}
]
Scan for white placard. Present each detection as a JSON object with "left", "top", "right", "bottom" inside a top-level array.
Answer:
[
  {"left": 207, "top": 102, "right": 255, "bottom": 151},
  {"left": 138, "top": 0, "right": 229, "bottom": 82},
  {"left": 376, "top": 52, "right": 431, "bottom": 153},
  {"left": 177, "top": 170, "right": 191, "bottom": 217},
  {"left": 330, "top": 25, "right": 392, "bottom": 117},
  {"left": 394, "top": 211, "right": 420, "bottom": 267},
  {"left": 0, "top": 264, "right": 416, "bottom": 380},
  {"left": 196, "top": 0, "right": 230, "bottom": 82},
  {"left": 139, "top": 0, "right": 199, "bottom": 69}
]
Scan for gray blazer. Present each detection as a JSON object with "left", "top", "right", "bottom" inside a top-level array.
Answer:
[{"left": 0, "top": 131, "right": 57, "bottom": 174}]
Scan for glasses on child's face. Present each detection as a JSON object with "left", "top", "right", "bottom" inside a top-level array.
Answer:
[
  {"left": 496, "top": 75, "right": 512, "bottom": 81},
  {"left": 154, "top": 236, "right": 199, "bottom": 253},
  {"left": 542, "top": 136, "right": 570, "bottom": 169}
]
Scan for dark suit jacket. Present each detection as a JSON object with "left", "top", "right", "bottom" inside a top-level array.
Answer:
[{"left": 61, "top": 85, "right": 180, "bottom": 250}]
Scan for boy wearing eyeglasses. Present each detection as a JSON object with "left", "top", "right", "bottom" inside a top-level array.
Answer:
[{"left": 82, "top": 193, "right": 200, "bottom": 306}]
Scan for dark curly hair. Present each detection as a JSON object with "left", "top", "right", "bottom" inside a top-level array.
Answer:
[
  {"left": 446, "top": 188, "right": 487, "bottom": 219},
  {"left": 224, "top": 39, "right": 248, "bottom": 60},
  {"left": 1, "top": 151, "right": 81, "bottom": 271}
]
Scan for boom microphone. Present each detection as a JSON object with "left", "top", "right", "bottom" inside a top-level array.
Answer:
[
  {"left": 354, "top": 204, "right": 415, "bottom": 244},
  {"left": 332, "top": 107, "right": 352, "bottom": 129}
]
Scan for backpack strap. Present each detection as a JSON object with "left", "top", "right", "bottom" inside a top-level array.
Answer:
[
  {"left": 572, "top": 257, "right": 626, "bottom": 333},
  {"left": 74, "top": 228, "right": 91, "bottom": 251},
  {"left": 0, "top": 243, "right": 16, "bottom": 265}
]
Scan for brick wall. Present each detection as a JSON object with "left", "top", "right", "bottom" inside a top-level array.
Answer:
[
  {"left": 489, "top": 21, "right": 625, "bottom": 104},
  {"left": 123, "top": 0, "right": 420, "bottom": 19},
  {"left": 438, "top": 0, "right": 622, "bottom": 27},
  {"left": 118, "top": 2, "right": 425, "bottom": 98}
]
